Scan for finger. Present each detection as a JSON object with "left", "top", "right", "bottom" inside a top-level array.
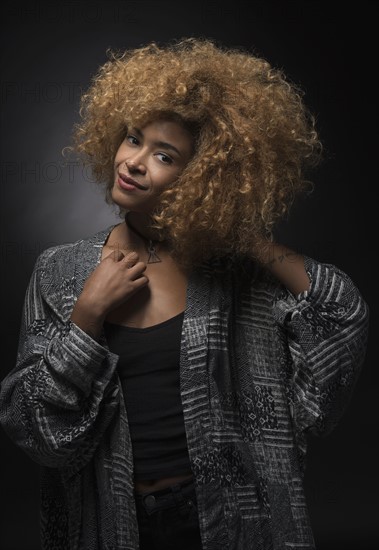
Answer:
[
  {"left": 128, "top": 262, "right": 147, "bottom": 280},
  {"left": 122, "top": 251, "right": 139, "bottom": 268},
  {"left": 132, "top": 274, "right": 149, "bottom": 287},
  {"left": 104, "top": 249, "right": 125, "bottom": 262}
]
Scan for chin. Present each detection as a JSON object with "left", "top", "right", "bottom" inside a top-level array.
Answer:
[{"left": 110, "top": 189, "right": 153, "bottom": 215}]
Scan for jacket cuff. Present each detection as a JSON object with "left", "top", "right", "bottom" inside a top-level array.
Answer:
[
  {"left": 44, "top": 321, "right": 119, "bottom": 394},
  {"left": 272, "top": 255, "right": 329, "bottom": 326}
]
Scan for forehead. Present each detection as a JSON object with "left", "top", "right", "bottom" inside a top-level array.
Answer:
[
  {"left": 134, "top": 118, "right": 195, "bottom": 153},
  {"left": 139, "top": 118, "right": 191, "bottom": 136}
]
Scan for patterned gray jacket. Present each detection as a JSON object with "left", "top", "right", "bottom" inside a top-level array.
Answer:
[{"left": 0, "top": 225, "right": 369, "bottom": 549}]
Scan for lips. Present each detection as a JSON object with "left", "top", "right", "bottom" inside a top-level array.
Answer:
[{"left": 118, "top": 172, "right": 148, "bottom": 191}]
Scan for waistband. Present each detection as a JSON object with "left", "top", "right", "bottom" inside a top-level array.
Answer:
[{"left": 134, "top": 476, "right": 197, "bottom": 516}]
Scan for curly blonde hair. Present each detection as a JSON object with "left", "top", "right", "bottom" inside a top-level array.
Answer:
[{"left": 72, "top": 36, "right": 322, "bottom": 266}]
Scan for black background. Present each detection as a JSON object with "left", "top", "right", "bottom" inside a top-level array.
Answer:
[{"left": 0, "top": 1, "right": 378, "bottom": 549}]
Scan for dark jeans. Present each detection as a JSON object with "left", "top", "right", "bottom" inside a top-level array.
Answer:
[{"left": 134, "top": 477, "right": 203, "bottom": 550}]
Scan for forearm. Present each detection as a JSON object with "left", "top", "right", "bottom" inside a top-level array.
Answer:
[{"left": 254, "top": 242, "right": 310, "bottom": 295}]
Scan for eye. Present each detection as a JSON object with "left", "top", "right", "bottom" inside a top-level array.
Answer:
[
  {"left": 124, "top": 135, "right": 173, "bottom": 165},
  {"left": 125, "top": 134, "right": 138, "bottom": 145},
  {"left": 156, "top": 153, "right": 173, "bottom": 165}
]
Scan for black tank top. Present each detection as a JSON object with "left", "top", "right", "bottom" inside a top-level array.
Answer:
[{"left": 104, "top": 312, "right": 192, "bottom": 480}]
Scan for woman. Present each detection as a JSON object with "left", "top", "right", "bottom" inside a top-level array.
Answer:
[{"left": 0, "top": 37, "right": 369, "bottom": 549}]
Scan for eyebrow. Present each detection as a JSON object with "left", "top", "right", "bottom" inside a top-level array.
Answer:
[{"left": 131, "top": 127, "right": 182, "bottom": 157}]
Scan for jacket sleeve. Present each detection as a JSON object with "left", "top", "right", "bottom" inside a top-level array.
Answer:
[
  {"left": 272, "top": 255, "right": 369, "bottom": 437},
  {"left": 0, "top": 250, "right": 121, "bottom": 472}
]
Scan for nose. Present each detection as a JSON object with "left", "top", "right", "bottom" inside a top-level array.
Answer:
[{"left": 124, "top": 152, "right": 147, "bottom": 173}]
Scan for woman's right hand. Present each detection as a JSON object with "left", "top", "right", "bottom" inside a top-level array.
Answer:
[{"left": 70, "top": 249, "right": 148, "bottom": 339}]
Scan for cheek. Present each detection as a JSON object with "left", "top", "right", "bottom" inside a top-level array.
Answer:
[{"left": 114, "top": 143, "right": 127, "bottom": 165}]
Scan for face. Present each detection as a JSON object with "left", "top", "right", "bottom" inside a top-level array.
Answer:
[{"left": 112, "top": 119, "right": 195, "bottom": 213}]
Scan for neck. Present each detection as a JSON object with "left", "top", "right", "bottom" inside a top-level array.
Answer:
[
  {"left": 125, "top": 211, "right": 160, "bottom": 242},
  {"left": 124, "top": 211, "right": 164, "bottom": 264}
]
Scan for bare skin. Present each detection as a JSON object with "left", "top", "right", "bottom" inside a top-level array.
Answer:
[
  {"left": 101, "top": 222, "right": 188, "bottom": 329},
  {"left": 251, "top": 239, "right": 310, "bottom": 296}
]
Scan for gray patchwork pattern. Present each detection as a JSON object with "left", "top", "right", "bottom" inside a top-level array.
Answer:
[{"left": 0, "top": 225, "right": 369, "bottom": 549}]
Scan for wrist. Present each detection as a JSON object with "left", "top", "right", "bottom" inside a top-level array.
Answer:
[
  {"left": 251, "top": 241, "right": 301, "bottom": 268},
  {"left": 70, "top": 297, "right": 106, "bottom": 341}
]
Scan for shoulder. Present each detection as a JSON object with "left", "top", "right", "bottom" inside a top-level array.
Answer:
[{"left": 34, "top": 225, "right": 116, "bottom": 279}]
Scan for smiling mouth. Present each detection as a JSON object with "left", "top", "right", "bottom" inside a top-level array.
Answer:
[{"left": 118, "top": 173, "right": 148, "bottom": 190}]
